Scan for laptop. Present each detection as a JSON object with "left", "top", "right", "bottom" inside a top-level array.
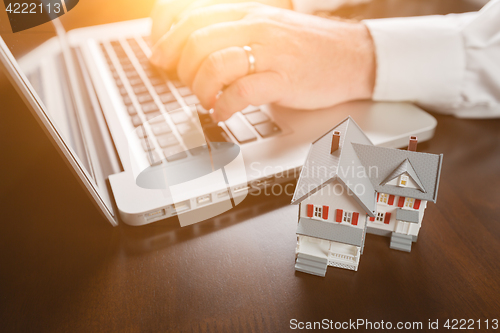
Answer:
[{"left": 0, "top": 14, "right": 437, "bottom": 227}]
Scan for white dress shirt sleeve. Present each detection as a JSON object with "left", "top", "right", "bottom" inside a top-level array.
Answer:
[{"left": 363, "top": 0, "right": 500, "bottom": 118}]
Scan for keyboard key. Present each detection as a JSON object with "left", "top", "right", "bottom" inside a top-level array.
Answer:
[
  {"left": 131, "top": 115, "right": 142, "bottom": 127},
  {"left": 110, "top": 70, "right": 120, "bottom": 80},
  {"left": 170, "top": 111, "right": 189, "bottom": 124},
  {"left": 151, "top": 123, "right": 171, "bottom": 136},
  {"left": 135, "top": 53, "right": 148, "bottom": 62},
  {"left": 196, "top": 105, "right": 215, "bottom": 127},
  {"left": 137, "top": 126, "right": 147, "bottom": 139},
  {"left": 171, "top": 80, "right": 184, "bottom": 88},
  {"left": 141, "top": 138, "right": 155, "bottom": 152},
  {"left": 183, "top": 132, "right": 206, "bottom": 149},
  {"left": 141, "top": 102, "right": 159, "bottom": 113},
  {"left": 143, "top": 68, "right": 160, "bottom": 77},
  {"left": 127, "top": 105, "right": 137, "bottom": 116},
  {"left": 155, "top": 85, "right": 170, "bottom": 94},
  {"left": 190, "top": 145, "right": 208, "bottom": 155},
  {"left": 203, "top": 125, "right": 228, "bottom": 142},
  {"left": 140, "top": 60, "right": 153, "bottom": 69},
  {"left": 122, "top": 95, "right": 133, "bottom": 105},
  {"left": 124, "top": 70, "right": 139, "bottom": 79},
  {"left": 119, "top": 87, "right": 128, "bottom": 96},
  {"left": 241, "top": 105, "right": 260, "bottom": 114},
  {"left": 177, "top": 122, "right": 196, "bottom": 136},
  {"left": 129, "top": 77, "right": 144, "bottom": 86},
  {"left": 157, "top": 133, "right": 179, "bottom": 148},
  {"left": 146, "top": 150, "right": 162, "bottom": 166},
  {"left": 225, "top": 116, "right": 257, "bottom": 143},
  {"left": 183, "top": 95, "right": 199, "bottom": 105},
  {"left": 177, "top": 87, "right": 192, "bottom": 97},
  {"left": 110, "top": 41, "right": 121, "bottom": 49},
  {"left": 165, "top": 101, "right": 182, "bottom": 112},
  {"left": 150, "top": 77, "right": 165, "bottom": 86},
  {"left": 159, "top": 92, "right": 176, "bottom": 104},
  {"left": 254, "top": 122, "right": 282, "bottom": 138},
  {"left": 163, "top": 146, "right": 187, "bottom": 162},
  {"left": 136, "top": 93, "right": 153, "bottom": 104},
  {"left": 245, "top": 111, "right": 270, "bottom": 125},
  {"left": 121, "top": 63, "right": 135, "bottom": 72},
  {"left": 146, "top": 112, "right": 165, "bottom": 123},
  {"left": 133, "top": 85, "right": 149, "bottom": 95},
  {"left": 115, "top": 78, "right": 123, "bottom": 87}
]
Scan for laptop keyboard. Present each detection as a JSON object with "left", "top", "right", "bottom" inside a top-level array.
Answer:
[{"left": 100, "top": 36, "right": 282, "bottom": 166}]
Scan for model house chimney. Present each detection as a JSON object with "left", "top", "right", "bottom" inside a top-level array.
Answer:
[
  {"left": 408, "top": 136, "right": 418, "bottom": 152},
  {"left": 331, "top": 131, "right": 341, "bottom": 154}
]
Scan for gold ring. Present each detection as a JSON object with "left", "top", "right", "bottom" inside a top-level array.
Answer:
[{"left": 243, "top": 45, "right": 256, "bottom": 75}]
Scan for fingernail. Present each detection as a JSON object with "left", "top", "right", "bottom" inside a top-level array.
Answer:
[{"left": 209, "top": 108, "right": 219, "bottom": 123}]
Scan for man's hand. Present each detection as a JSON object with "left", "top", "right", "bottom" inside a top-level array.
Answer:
[
  {"left": 150, "top": 3, "right": 376, "bottom": 121},
  {"left": 150, "top": 0, "right": 293, "bottom": 43}
]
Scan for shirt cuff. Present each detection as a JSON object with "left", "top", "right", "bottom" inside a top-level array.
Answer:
[{"left": 363, "top": 15, "right": 465, "bottom": 106}]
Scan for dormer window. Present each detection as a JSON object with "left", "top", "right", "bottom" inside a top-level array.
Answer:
[{"left": 398, "top": 175, "right": 409, "bottom": 187}]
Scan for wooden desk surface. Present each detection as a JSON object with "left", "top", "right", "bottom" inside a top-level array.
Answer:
[{"left": 1, "top": 0, "right": 499, "bottom": 332}]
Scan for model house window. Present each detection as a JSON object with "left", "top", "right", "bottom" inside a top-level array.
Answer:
[
  {"left": 398, "top": 175, "right": 409, "bottom": 187},
  {"left": 379, "top": 193, "right": 388, "bottom": 204},
  {"left": 314, "top": 206, "right": 322, "bottom": 218},
  {"left": 404, "top": 197, "right": 415, "bottom": 208},
  {"left": 343, "top": 211, "right": 352, "bottom": 223},
  {"left": 376, "top": 212, "right": 385, "bottom": 222}
]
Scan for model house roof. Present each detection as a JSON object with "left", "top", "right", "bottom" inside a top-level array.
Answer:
[
  {"left": 296, "top": 218, "right": 364, "bottom": 247},
  {"left": 291, "top": 117, "right": 443, "bottom": 215},
  {"left": 352, "top": 143, "right": 443, "bottom": 202},
  {"left": 291, "top": 117, "right": 377, "bottom": 216}
]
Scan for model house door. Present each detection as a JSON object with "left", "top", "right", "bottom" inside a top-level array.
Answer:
[{"left": 396, "top": 221, "right": 411, "bottom": 234}]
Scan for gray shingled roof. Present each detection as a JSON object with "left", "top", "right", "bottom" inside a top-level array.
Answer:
[
  {"left": 380, "top": 158, "right": 426, "bottom": 192},
  {"left": 395, "top": 208, "right": 420, "bottom": 223},
  {"left": 352, "top": 144, "right": 443, "bottom": 202},
  {"left": 291, "top": 117, "right": 377, "bottom": 216},
  {"left": 296, "top": 218, "right": 364, "bottom": 247}
]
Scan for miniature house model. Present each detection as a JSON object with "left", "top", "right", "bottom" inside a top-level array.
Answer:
[{"left": 291, "top": 117, "right": 443, "bottom": 277}]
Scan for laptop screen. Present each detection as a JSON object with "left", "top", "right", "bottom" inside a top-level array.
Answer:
[
  {"left": 0, "top": 17, "right": 94, "bottom": 173},
  {"left": 0, "top": 12, "right": 116, "bottom": 224}
]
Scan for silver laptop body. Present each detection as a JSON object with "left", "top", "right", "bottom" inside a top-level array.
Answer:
[{"left": 0, "top": 17, "right": 437, "bottom": 227}]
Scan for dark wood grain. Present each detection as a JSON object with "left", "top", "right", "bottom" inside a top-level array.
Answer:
[{"left": 1, "top": 0, "right": 499, "bottom": 332}]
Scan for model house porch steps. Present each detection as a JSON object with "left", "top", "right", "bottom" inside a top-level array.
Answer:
[
  {"left": 295, "top": 253, "right": 328, "bottom": 277},
  {"left": 390, "top": 232, "right": 413, "bottom": 252}
]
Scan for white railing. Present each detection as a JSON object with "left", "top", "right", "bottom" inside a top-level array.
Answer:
[{"left": 328, "top": 249, "right": 360, "bottom": 264}]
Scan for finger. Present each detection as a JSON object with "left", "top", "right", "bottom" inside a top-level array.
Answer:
[
  {"left": 150, "top": 3, "right": 253, "bottom": 70},
  {"left": 214, "top": 71, "right": 286, "bottom": 122},
  {"left": 150, "top": 0, "right": 195, "bottom": 43},
  {"left": 175, "top": 0, "right": 293, "bottom": 24},
  {"left": 177, "top": 21, "right": 268, "bottom": 87},
  {"left": 192, "top": 45, "right": 268, "bottom": 109}
]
